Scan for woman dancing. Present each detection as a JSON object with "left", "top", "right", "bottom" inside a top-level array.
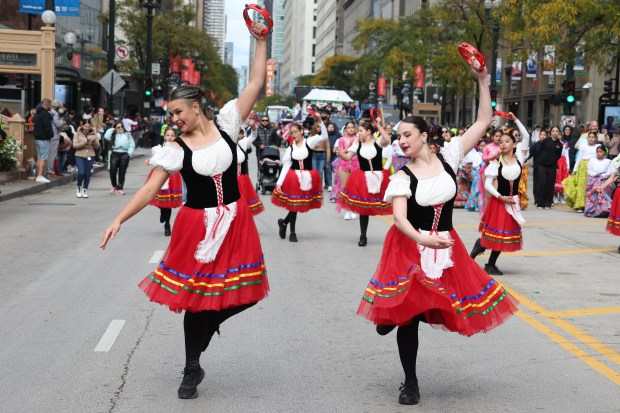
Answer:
[
  {"left": 236, "top": 124, "right": 264, "bottom": 215},
  {"left": 594, "top": 155, "right": 620, "bottom": 252},
  {"left": 335, "top": 121, "right": 392, "bottom": 246},
  {"left": 100, "top": 20, "right": 269, "bottom": 400},
  {"left": 331, "top": 121, "right": 360, "bottom": 220},
  {"left": 357, "top": 62, "right": 518, "bottom": 406},
  {"left": 272, "top": 116, "right": 328, "bottom": 242}
]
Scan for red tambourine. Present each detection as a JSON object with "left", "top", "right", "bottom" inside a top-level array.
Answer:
[
  {"left": 458, "top": 42, "right": 486, "bottom": 72},
  {"left": 494, "top": 110, "right": 511, "bottom": 119},
  {"left": 243, "top": 4, "right": 274, "bottom": 36},
  {"left": 370, "top": 107, "right": 380, "bottom": 122},
  {"left": 306, "top": 108, "right": 320, "bottom": 119}
]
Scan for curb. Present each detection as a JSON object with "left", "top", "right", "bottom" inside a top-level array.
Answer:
[{"left": 0, "top": 154, "right": 145, "bottom": 203}]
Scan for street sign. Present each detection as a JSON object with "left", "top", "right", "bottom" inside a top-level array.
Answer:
[
  {"left": 152, "top": 63, "right": 160, "bottom": 75},
  {"left": 561, "top": 115, "right": 576, "bottom": 128},
  {"left": 115, "top": 45, "right": 130, "bottom": 61},
  {"left": 99, "top": 69, "right": 126, "bottom": 96}
]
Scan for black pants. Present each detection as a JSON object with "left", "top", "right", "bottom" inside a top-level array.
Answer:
[
  {"left": 534, "top": 164, "right": 556, "bottom": 208},
  {"left": 109, "top": 151, "right": 130, "bottom": 190}
]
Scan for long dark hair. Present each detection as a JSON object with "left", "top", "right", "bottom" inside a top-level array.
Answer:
[
  {"left": 110, "top": 121, "right": 123, "bottom": 147},
  {"left": 400, "top": 116, "right": 437, "bottom": 147}
]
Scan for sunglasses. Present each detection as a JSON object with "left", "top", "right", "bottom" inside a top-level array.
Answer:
[
  {"left": 261, "top": 119, "right": 270, "bottom": 122},
  {"left": 116, "top": 126, "right": 124, "bottom": 130}
]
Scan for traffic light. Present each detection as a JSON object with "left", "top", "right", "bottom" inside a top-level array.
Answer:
[
  {"left": 604, "top": 79, "right": 613, "bottom": 94},
  {"left": 144, "top": 78, "right": 153, "bottom": 97},
  {"left": 490, "top": 89, "right": 497, "bottom": 108},
  {"left": 566, "top": 80, "right": 575, "bottom": 103}
]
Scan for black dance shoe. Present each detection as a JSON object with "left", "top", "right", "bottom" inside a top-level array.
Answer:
[
  {"left": 376, "top": 324, "right": 396, "bottom": 336},
  {"left": 358, "top": 235, "right": 367, "bottom": 247},
  {"left": 484, "top": 264, "right": 504, "bottom": 276},
  {"left": 398, "top": 381, "right": 420, "bottom": 405},
  {"left": 178, "top": 362, "right": 205, "bottom": 399},
  {"left": 470, "top": 238, "right": 485, "bottom": 259},
  {"left": 278, "top": 219, "right": 287, "bottom": 239},
  {"left": 289, "top": 232, "right": 298, "bottom": 242},
  {"left": 164, "top": 222, "right": 171, "bottom": 236}
]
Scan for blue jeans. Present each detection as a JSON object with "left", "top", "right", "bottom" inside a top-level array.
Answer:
[
  {"left": 324, "top": 156, "right": 333, "bottom": 187},
  {"left": 58, "top": 151, "right": 68, "bottom": 173},
  {"left": 312, "top": 152, "right": 327, "bottom": 187},
  {"left": 75, "top": 156, "right": 94, "bottom": 188}
]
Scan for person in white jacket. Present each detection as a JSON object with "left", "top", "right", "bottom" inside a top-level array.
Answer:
[{"left": 104, "top": 120, "right": 136, "bottom": 195}]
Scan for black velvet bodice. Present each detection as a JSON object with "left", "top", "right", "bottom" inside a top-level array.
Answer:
[
  {"left": 358, "top": 142, "right": 384, "bottom": 171},
  {"left": 175, "top": 129, "right": 240, "bottom": 209},
  {"left": 400, "top": 154, "right": 456, "bottom": 231},
  {"left": 237, "top": 143, "right": 249, "bottom": 175},
  {"left": 290, "top": 143, "right": 314, "bottom": 170},
  {"left": 496, "top": 160, "right": 522, "bottom": 196}
]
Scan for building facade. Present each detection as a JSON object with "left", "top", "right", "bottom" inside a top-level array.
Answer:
[{"left": 202, "top": 0, "right": 226, "bottom": 61}]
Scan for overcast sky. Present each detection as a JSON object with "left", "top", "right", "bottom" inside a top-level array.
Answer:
[{"left": 225, "top": 0, "right": 252, "bottom": 69}]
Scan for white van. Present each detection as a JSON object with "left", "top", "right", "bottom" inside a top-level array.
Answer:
[{"left": 265, "top": 105, "right": 292, "bottom": 124}]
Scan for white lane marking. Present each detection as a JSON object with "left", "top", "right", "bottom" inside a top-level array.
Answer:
[
  {"left": 149, "top": 250, "right": 164, "bottom": 264},
  {"left": 94, "top": 320, "right": 126, "bottom": 352}
]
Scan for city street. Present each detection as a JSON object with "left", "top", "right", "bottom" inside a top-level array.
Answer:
[{"left": 1, "top": 157, "right": 619, "bottom": 413}]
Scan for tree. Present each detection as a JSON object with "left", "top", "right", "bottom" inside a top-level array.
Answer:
[
  {"left": 255, "top": 94, "right": 294, "bottom": 112},
  {"left": 296, "top": 74, "right": 316, "bottom": 86},
  {"left": 500, "top": 0, "right": 620, "bottom": 71},
  {"left": 115, "top": 0, "right": 238, "bottom": 106},
  {"left": 312, "top": 55, "right": 359, "bottom": 90}
]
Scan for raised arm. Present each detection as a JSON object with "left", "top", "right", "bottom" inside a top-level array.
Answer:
[
  {"left": 236, "top": 23, "right": 268, "bottom": 120},
  {"left": 460, "top": 66, "right": 492, "bottom": 155},
  {"left": 375, "top": 123, "right": 392, "bottom": 148},
  {"left": 307, "top": 121, "right": 328, "bottom": 149}
]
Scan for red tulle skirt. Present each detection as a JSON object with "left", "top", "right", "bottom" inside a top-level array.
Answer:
[
  {"left": 555, "top": 157, "right": 569, "bottom": 191},
  {"left": 479, "top": 196, "right": 523, "bottom": 252},
  {"left": 148, "top": 171, "right": 183, "bottom": 209},
  {"left": 357, "top": 226, "right": 519, "bottom": 336},
  {"left": 607, "top": 189, "right": 620, "bottom": 236},
  {"left": 337, "top": 169, "right": 392, "bottom": 215},
  {"left": 271, "top": 169, "right": 323, "bottom": 212},
  {"left": 138, "top": 200, "right": 269, "bottom": 313},
  {"left": 238, "top": 173, "right": 264, "bottom": 215}
]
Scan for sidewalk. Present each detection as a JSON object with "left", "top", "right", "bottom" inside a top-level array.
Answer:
[{"left": 0, "top": 148, "right": 149, "bottom": 203}]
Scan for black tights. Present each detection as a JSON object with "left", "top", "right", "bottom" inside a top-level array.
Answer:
[
  {"left": 397, "top": 317, "right": 421, "bottom": 385},
  {"left": 183, "top": 302, "right": 256, "bottom": 365},
  {"left": 160, "top": 207, "right": 171, "bottom": 224},
  {"left": 359, "top": 215, "right": 369, "bottom": 237},
  {"left": 487, "top": 250, "right": 501, "bottom": 266},
  {"left": 283, "top": 211, "right": 297, "bottom": 233}
]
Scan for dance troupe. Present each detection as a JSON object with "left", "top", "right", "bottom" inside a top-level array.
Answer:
[{"left": 99, "top": 16, "right": 620, "bottom": 407}]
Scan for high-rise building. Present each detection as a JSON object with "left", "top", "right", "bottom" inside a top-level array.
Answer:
[
  {"left": 237, "top": 66, "right": 248, "bottom": 96},
  {"left": 314, "top": 0, "right": 344, "bottom": 72},
  {"left": 280, "top": 0, "right": 317, "bottom": 95},
  {"left": 224, "top": 42, "right": 234, "bottom": 66},
  {"left": 203, "top": 0, "right": 226, "bottom": 62},
  {"left": 270, "top": 0, "right": 285, "bottom": 94}
]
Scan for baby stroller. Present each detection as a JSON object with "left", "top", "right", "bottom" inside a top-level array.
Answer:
[{"left": 256, "top": 146, "right": 281, "bottom": 195}]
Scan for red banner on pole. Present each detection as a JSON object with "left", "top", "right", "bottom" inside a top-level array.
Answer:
[
  {"left": 72, "top": 53, "right": 81, "bottom": 69},
  {"left": 181, "top": 58, "right": 191, "bottom": 82},
  {"left": 377, "top": 77, "right": 387, "bottom": 97},
  {"left": 195, "top": 71, "right": 201, "bottom": 86},
  {"left": 169, "top": 54, "right": 181, "bottom": 73},
  {"left": 413, "top": 65, "right": 424, "bottom": 89},
  {"left": 189, "top": 60, "right": 196, "bottom": 84}
]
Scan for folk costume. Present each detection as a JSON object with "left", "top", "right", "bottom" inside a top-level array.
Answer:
[{"left": 236, "top": 130, "right": 265, "bottom": 215}]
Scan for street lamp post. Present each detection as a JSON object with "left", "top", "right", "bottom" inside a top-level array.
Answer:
[
  {"left": 140, "top": 0, "right": 160, "bottom": 118},
  {"left": 485, "top": 0, "right": 499, "bottom": 107}
]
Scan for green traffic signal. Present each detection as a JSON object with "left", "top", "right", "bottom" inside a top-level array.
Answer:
[
  {"left": 145, "top": 90, "right": 152, "bottom": 96},
  {"left": 566, "top": 95, "right": 575, "bottom": 103},
  {"left": 491, "top": 100, "right": 497, "bottom": 108}
]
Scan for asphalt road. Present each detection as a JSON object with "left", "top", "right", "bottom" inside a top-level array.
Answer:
[{"left": 1, "top": 157, "right": 619, "bottom": 413}]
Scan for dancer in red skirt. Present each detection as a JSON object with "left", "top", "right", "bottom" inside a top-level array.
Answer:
[
  {"left": 470, "top": 133, "right": 527, "bottom": 275},
  {"left": 272, "top": 116, "right": 328, "bottom": 242},
  {"left": 594, "top": 155, "right": 620, "bottom": 252},
  {"left": 357, "top": 62, "right": 518, "bottom": 406},
  {"left": 335, "top": 120, "right": 392, "bottom": 246},
  {"left": 146, "top": 127, "right": 184, "bottom": 236},
  {"left": 101, "top": 21, "right": 269, "bottom": 400},
  {"left": 236, "top": 124, "right": 264, "bottom": 215}
]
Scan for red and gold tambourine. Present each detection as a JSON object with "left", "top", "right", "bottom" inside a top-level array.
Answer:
[
  {"left": 370, "top": 107, "right": 380, "bottom": 123},
  {"left": 494, "top": 110, "right": 512, "bottom": 119},
  {"left": 306, "top": 107, "right": 320, "bottom": 119},
  {"left": 458, "top": 42, "right": 486, "bottom": 72},
  {"left": 243, "top": 4, "right": 274, "bottom": 36}
]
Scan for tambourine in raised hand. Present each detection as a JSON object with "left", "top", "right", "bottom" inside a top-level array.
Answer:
[
  {"left": 306, "top": 107, "right": 320, "bottom": 119},
  {"left": 243, "top": 4, "right": 274, "bottom": 36},
  {"left": 370, "top": 107, "right": 381, "bottom": 123},
  {"left": 494, "top": 110, "right": 512, "bottom": 119},
  {"left": 458, "top": 42, "right": 486, "bottom": 72}
]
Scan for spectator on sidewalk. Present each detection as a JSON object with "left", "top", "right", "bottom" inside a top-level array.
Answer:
[
  {"left": 33, "top": 99, "right": 53, "bottom": 183},
  {"left": 253, "top": 115, "right": 280, "bottom": 161},
  {"left": 73, "top": 119, "right": 100, "bottom": 198},
  {"left": 46, "top": 99, "right": 64, "bottom": 177},
  {"left": 104, "top": 120, "right": 136, "bottom": 195}
]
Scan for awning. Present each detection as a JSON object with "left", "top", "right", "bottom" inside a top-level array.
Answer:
[{"left": 302, "top": 89, "right": 353, "bottom": 103}]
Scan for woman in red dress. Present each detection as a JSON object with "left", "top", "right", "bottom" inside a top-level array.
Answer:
[
  {"left": 335, "top": 120, "right": 392, "bottom": 246},
  {"left": 101, "top": 21, "right": 269, "bottom": 400},
  {"left": 146, "top": 127, "right": 184, "bottom": 236},
  {"left": 594, "top": 155, "right": 620, "bottom": 252},
  {"left": 357, "top": 62, "right": 518, "bottom": 406},
  {"left": 272, "top": 116, "right": 328, "bottom": 242}
]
